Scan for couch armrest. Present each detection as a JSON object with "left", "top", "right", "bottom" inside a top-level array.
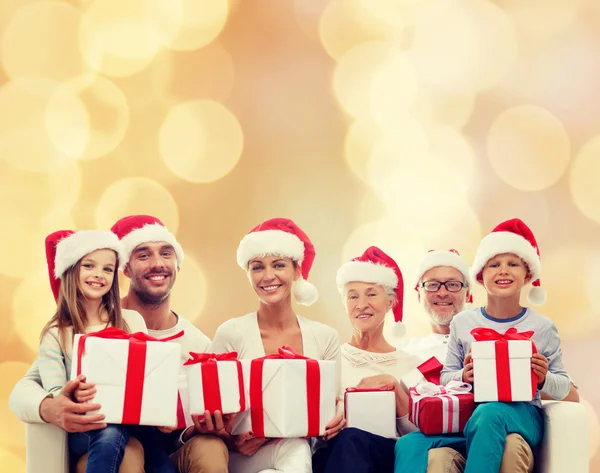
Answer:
[
  {"left": 537, "top": 401, "right": 588, "bottom": 473},
  {"left": 26, "top": 423, "right": 68, "bottom": 473}
]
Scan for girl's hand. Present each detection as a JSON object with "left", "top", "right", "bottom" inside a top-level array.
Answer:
[
  {"left": 531, "top": 353, "right": 549, "bottom": 388},
  {"left": 158, "top": 426, "right": 176, "bottom": 434},
  {"left": 462, "top": 352, "right": 474, "bottom": 383},
  {"left": 322, "top": 412, "right": 346, "bottom": 442},
  {"left": 233, "top": 431, "right": 269, "bottom": 456},
  {"left": 73, "top": 376, "right": 97, "bottom": 403}
]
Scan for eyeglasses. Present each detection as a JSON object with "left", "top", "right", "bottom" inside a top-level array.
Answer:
[{"left": 420, "top": 280, "right": 466, "bottom": 293}]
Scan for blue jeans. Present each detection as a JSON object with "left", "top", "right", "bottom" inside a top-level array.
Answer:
[
  {"left": 70, "top": 425, "right": 129, "bottom": 473},
  {"left": 129, "top": 426, "right": 177, "bottom": 473}
]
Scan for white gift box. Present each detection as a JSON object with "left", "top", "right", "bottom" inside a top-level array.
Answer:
[
  {"left": 185, "top": 356, "right": 246, "bottom": 415},
  {"left": 344, "top": 389, "right": 397, "bottom": 438},
  {"left": 231, "top": 357, "right": 336, "bottom": 438},
  {"left": 71, "top": 331, "right": 181, "bottom": 426},
  {"left": 471, "top": 340, "right": 535, "bottom": 402}
]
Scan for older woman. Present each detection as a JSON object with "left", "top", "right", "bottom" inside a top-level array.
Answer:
[
  {"left": 210, "top": 217, "right": 343, "bottom": 473},
  {"left": 312, "top": 246, "right": 422, "bottom": 473}
]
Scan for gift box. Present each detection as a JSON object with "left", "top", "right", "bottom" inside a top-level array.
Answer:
[
  {"left": 71, "top": 328, "right": 181, "bottom": 426},
  {"left": 231, "top": 346, "right": 336, "bottom": 438},
  {"left": 470, "top": 327, "right": 538, "bottom": 402},
  {"left": 344, "top": 387, "right": 397, "bottom": 438},
  {"left": 184, "top": 352, "right": 246, "bottom": 415},
  {"left": 401, "top": 356, "right": 443, "bottom": 390},
  {"left": 409, "top": 381, "right": 474, "bottom": 434}
]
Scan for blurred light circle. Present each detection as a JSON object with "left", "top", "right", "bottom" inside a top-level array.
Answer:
[
  {"left": 411, "top": 0, "right": 518, "bottom": 93},
  {"left": 319, "top": 0, "right": 404, "bottom": 61},
  {"left": 370, "top": 53, "right": 419, "bottom": 125},
  {"left": 412, "top": 87, "right": 476, "bottom": 129},
  {"left": 46, "top": 75, "right": 129, "bottom": 160},
  {"left": 1, "top": 1, "right": 90, "bottom": 94},
  {"left": 344, "top": 119, "right": 384, "bottom": 184},
  {"left": 95, "top": 177, "right": 180, "bottom": 233},
  {"left": 333, "top": 42, "right": 397, "bottom": 118},
  {"left": 165, "top": 0, "right": 229, "bottom": 51},
  {"left": 0, "top": 437, "right": 27, "bottom": 462},
  {"left": 170, "top": 254, "right": 207, "bottom": 323},
  {"left": 159, "top": 100, "right": 243, "bottom": 183},
  {"left": 360, "top": 0, "right": 423, "bottom": 27},
  {"left": 79, "top": 0, "right": 182, "bottom": 77},
  {"left": 570, "top": 136, "right": 600, "bottom": 224},
  {"left": 0, "top": 82, "right": 74, "bottom": 172},
  {"left": 293, "top": 0, "right": 330, "bottom": 45},
  {"left": 487, "top": 106, "right": 571, "bottom": 191},
  {"left": 12, "top": 270, "right": 57, "bottom": 353},
  {"left": 0, "top": 361, "right": 30, "bottom": 447},
  {"left": 502, "top": 0, "right": 584, "bottom": 40}
]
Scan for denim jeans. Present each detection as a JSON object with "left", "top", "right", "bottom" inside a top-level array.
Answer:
[{"left": 70, "top": 425, "right": 130, "bottom": 473}]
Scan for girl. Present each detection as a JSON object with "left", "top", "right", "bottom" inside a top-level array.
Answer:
[
  {"left": 38, "top": 229, "right": 175, "bottom": 473},
  {"left": 210, "top": 217, "right": 344, "bottom": 473}
]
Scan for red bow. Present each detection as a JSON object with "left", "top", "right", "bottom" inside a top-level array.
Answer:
[
  {"left": 470, "top": 327, "right": 534, "bottom": 342},
  {"left": 184, "top": 352, "right": 240, "bottom": 365},
  {"left": 261, "top": 346, "right": 309, "bottom": 360}
]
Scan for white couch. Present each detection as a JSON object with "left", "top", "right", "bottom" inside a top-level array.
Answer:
[{"left": 25, "top": 401, "right": 589, "bottom": 473}]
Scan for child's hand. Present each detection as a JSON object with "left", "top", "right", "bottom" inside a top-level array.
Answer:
[
  {"left": 531, "top": 353, "right": 549, "bottom": 388},
  {"left": 462, "top": 351, "right": 474, "bottom": 383},
  {"left": 73, "top": 376, "right": 96, "bottom": 403},
  {"left": 158, "top": 426, "right": 176, "bottom": 434}
]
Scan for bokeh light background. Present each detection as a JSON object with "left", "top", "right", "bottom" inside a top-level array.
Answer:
[{"left": 1, "top": 0, "right": 600, "bottom": 470}]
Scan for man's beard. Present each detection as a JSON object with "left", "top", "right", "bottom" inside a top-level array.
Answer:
[
  {"left": 132, "top": 285, "right": 170, "bottom": 306},
  {"left": 425, "top": 303, "right": 461, "bottom": 327}
]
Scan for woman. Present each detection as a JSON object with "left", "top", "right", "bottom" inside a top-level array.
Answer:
[
  {"left": 210, "top": 217, "right": 343, "bottom": 473},
  {"left": 312, "top": 246, "right": 422, "bottom": 473}
]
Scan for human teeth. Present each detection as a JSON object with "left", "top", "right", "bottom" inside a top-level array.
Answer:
[
  {"left": 88, "top": 282, "right": 102, "bottom": 287},
  {"left": 263, "top": 285, "right": 279, "bottom": 291},
  {"left": 149, "top": 275, "right": 165, "bottom": 280}
]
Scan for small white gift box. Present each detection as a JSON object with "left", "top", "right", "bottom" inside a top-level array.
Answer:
[
  {"left": 344, "top": 388, "right": 397, "bottom": 438},
  {"left": 71, "top": 328, "right": 181, "bottom": 426}
]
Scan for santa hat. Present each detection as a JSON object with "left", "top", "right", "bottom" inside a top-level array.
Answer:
[
  {"left": 110, "top": 215, "right": 184, "bottom": 269},
  {"left": 236, "top": 218, "right": 318, "bottom": 306},
  {"left": 471, "top": 218, "right": 545, "bottom": 305},
  {"left": 46, "top": 229, "right": 125, "bottom": 300},
  {"left": 415, "top": 249, "right": 473, "bottom": 303},
  {"left": 336, "top": 246, "right": 405, "bottom": 336}
]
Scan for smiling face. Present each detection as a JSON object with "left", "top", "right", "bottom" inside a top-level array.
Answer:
[
  {"left": 480, "top": 252, "right": 532, "bottom": 300},
  {"left": 247, "top": 255, "right": 300, "bottom": 305},
  {"left": 344, "top": 281, "right": 392, "bottom": 335},
  {"left": 77, "top": 249, "right": 117, "bottom": 301},
  {"left": 420, "top": 266, "right": 469, "bottom": 327},
  {"left": 124, "top": 241, "right": 178, "bottom": 305}
]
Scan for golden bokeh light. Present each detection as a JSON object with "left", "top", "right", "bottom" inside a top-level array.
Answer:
[
  {"left": 412, "top": 88, "right": 476, "bottom": 129},
  {"left": 78, "top": 0, "right": 181, "bottom": 77},
  {"left": 165, "top": 0, "right": 229, "bottom": 51},
  {"left": 46, "top": 75, "right": 129, "bottom": 160},
  {"left": 411, "top": 0, "right": 518, "bottom": 93},
  {"left": 333, "top": 42, "right": 400, "bottom": 118},
  {"left": 159, "top": 100, "right": 243, "bottom": 183},
  {"left": 487, "top": 105, "right": 571, "bottom": 191},
  {"left": 0, "top": 446, "right": 26, "bottom": 470},
  {"left": 0, "top": 362, "right": 30, "bottom": 447},
  {"left": 502, "top": 0, "right": 584, "bottom": 40},
  {"left": 582, "top": 397, "right": 600, "bottom": 459},
  {"left": 170, "top": 254, "right": 207, "bottom": 323},
  {"left": 1, "top": 1, "right": 90, "bottom": 94},
  {"left": 344, "top": 119, "right": 383, "bottom": 184},
  {"left": 369, "top": 52, "right": 419, "bottom": 125},
  {"left": 570, "top": 135, "right": 600, "bottom": 224},
  {"left": 0, "top": 82, "right": 73, "bottom": 173},
  {"left": 95, "top": 177, "right": 180, "bottom": 232},
  {"left": 319, "top": 0, "right": 404, "bottom": 61}
]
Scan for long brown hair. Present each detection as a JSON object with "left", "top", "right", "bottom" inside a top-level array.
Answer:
[{"left": 40, "top": 250, "right": 129, "bottom": 348}]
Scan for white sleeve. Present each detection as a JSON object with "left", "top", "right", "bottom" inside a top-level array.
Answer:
[
  {"left": 38, "top": 329, "right": 67, "bottom": 394},
  {"left": 209, "top": 320, "right": 241, "bottom": 354},
  {"left": 8, "top": 359, "right": 51, "bottom": 423}
]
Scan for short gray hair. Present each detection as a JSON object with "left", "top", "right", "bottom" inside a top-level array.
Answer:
[{"left": 340, "top": 283, "right": 398, "bottom": 308}]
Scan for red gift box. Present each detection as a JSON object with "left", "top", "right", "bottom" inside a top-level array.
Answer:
[{"left": 409, "top": 381, "right": 475, "bottom": 435}]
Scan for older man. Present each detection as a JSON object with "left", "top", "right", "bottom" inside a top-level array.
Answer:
[
  {"left": 9, "top": 215, "right": 230, "bottom": 473},
  {"left": 401, "top": 249, "right": 536, "bottom": 473}
]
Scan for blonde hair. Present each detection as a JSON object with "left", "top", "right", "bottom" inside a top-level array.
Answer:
[{"left": 40, "top": 251, "right": 128, "bottom": 349}]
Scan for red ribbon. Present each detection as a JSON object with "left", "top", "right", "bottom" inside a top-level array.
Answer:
[
  {"left": 76, "top": 327, "right": 164, "bottom": 424},
  {"left": 250, "top": 346, "right": 321, "bottom": 437},
  {"left": 470, "top": 327, "right": 538, "bottom": 401},
  {"left": 416, "top": 356, "right": 443, "bottom": 385},
  {"left": 184, "top": 352, "right": 246, "bottom": 413}
]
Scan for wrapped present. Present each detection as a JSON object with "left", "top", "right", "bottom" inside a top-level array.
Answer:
[
  {"left": 401, "top": 356, "right": 443, "bottom": 390},
  {"left": 344, "top": 387, "right": 397, "bottom": 438},
  {"left": 71, "top": 327, "right": 181, "bottom": 426},
  {"left": 184, "top": 352, "right": 246, "bottom": 415},
  {"left": 409, "top": 381, "right": 474, "bottom": 435},
  {"left": 470, "top": 327, "right": 538, "bottom": 402},
  {"left": 231, "top": 346, "right": 336, "bottom": 438}
]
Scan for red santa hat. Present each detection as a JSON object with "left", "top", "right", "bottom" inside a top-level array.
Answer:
[
  {"left": 110, "top": 215, "right": 184, "bottom": 269},
  {"left": 415, "top": 249, "right": 473, "bottom": 303},
  {"left": 470, "top": 218, "right": 545, "bottom": 305},
  {"left": 236, "top": 218, "right": 318, "bottom": 306},
  {"left": 46, "top": 229, "right": 125, "bottom": 300},
  {"left": 336, "top": 246, "right": 405, "bottom": 335}
]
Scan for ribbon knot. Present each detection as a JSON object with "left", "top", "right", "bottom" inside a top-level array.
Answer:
[
  {"left": 412, "top": 380, "right": 472, "bottom": 400},
  {"left": 470, "top": 327, "right": 534, "bottom": 342},
  {"left": 184, "top": 352, "right": 240, "bottom": 365}
]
